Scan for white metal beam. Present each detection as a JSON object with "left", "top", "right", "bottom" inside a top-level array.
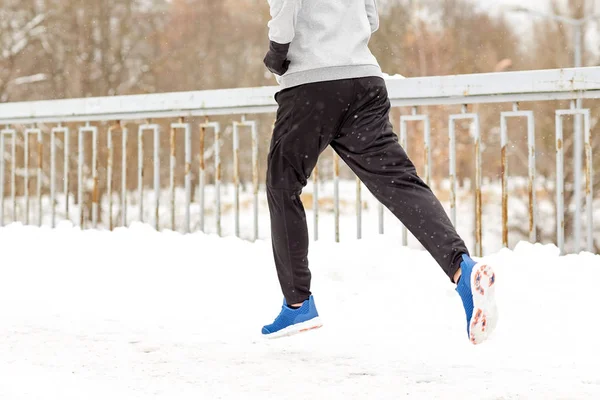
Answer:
[{"left": 0, "top": 67, "right": 600, "bottom": 124}]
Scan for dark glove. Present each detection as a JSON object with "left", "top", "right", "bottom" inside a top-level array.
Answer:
[{"left": 263, "top": 41, "right": 291, "bottom": 76}]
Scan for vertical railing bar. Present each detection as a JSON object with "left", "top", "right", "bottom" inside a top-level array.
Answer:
[
  {"left": 37, "top": 129, "right": 43, "bottom": 227},
  {"left": 449, "top": 117, "right": 457, "bottom": 227},
  {"left": 0, "top": 129, "right": 15, "bottom": 227},
  {"left": 400, "top": 117, "right": 408, "bottom": 246},
  {"left": 424, "top": 117, "right": 431, "bottom": 186},
  {"left": 356, "top": 175, "right": 362, "bottom": 240},
  {"left": 107, "top": 126, "right": 114, "bottom": 230},
  {"left": 556, "top": 112, "right": 565, "bottom": 254},
  {"left": 138, "top": 125, "right": 144, "bottom": 224},
  {"left": 121, "top": 125, "right": 127, "bottom": 227},
  {"left": 169, "top": 120, "right": 191, "bottom": 233},
  {"left": 233, "top": 122, "right": 240, "bottom": 238},
  {"left": 378, "top": 95, "right": 387, "bottom": 234},
  {"left": 50, "top": 128, "right": 60, "bottom": 228},
  {"left": 474, "top": 114, "right": 483, "bottom": 257},
  {"left": 378, "top": 203, "right": 384, "bottom": 235},
  {"left": 501, "top": 114, "right": 508, "bottom": 248},
  {"left": 584, "top": 110, "right": 593, "bottom": 252},
  {"left": 153, "top": 125, "right": 160, "bottom": 231},
  {"left": 170, "top": 124, "right": 176, "bottom": 231},
  {"left": 214, "top": 123, "right": 222, "bottom": 237},
  {"left": 0, "top": 131, "right": 4, "bottom": 227},
  {"left": 313, "top": 163, "right": 319, "bottom": 241},
  {"left": 78, "top": 126, "right": 84, "bottom": 228},
  {"left": 11, "top": 132, "right": 16, "bottom": 222},
  {"left": 199, "top": 124, "right": 206, "bottom": 233},
  {"left": 571, "top": 101, "right": 582, "bottom": 252},
  {"left": 51, "top": 126, "right": 69, "bottom": 227},
  {"left": 24, "top": 128, "right": 30, "bottom": 225},
  {"left": 251, "top": 121, "right": 259, "bottom": 242},
  {"left": 91, "top": 126, "right": 98, "bottom": 228},
  {"left": 333, "top": 148, "right": 340, "bottom": 243},
  {"left": 22, "top": 128, "right": 43, "bottom": 227},
  {"left": 528, "top": 113, "right": 537, "bottom": 244},
  {"left": 184, "top": 122, "right": 191, "bottom": 234},
  {"left": 63, "top": 127, "right": 70, "bottom": 222}
]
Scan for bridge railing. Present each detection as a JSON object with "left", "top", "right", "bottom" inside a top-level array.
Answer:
[{"left": 0, "top": 67, "right": 599, "bottom": 255}]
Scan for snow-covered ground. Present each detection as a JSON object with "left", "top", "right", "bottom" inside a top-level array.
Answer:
[{"left": 1, "top": 223, "right": 599, "bottom": 399}]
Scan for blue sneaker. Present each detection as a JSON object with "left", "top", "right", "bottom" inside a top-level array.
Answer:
[
  {"left": 455, "top": 254, "right": 498, "bottom": 345},
  {"left": 261, "top": 295, "right": 323, "bottom": 339}
]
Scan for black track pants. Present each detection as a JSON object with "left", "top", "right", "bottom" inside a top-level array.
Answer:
[{"left": 266, "top": 77, "right": 469, "bottom": 305}]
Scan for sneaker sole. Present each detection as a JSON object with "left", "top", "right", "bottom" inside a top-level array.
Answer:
[
  {"left": 469, "top": 263, "right": 498, "bottom": 345},
  {"left": 262, "top": 317, "right": 323, "bottom": 339}
]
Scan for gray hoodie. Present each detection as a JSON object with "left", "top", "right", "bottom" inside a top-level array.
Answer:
[{"left": 267, "top": 0, "right": 383, "bottom": 89}]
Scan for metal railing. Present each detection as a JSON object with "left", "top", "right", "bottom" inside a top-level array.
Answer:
[{"left": 0, "top": 67, "right": 598, "bottom": 255}]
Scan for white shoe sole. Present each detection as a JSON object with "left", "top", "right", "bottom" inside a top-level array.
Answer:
[
  {"left": 262, "top": 317, "right": 323, "bottom": 339},
  {"left": 469, "top": 263, "right": 498, "bottom": 345}
]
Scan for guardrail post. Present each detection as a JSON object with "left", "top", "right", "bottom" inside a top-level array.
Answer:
[
  {"left": 313, "top": 162, "right": 319, "bottom": 241},
  {"left": 170, "top": 119, "right": 190, "bottom": 232},
  {"left": 138, "top": 123, "right": 161, "bottom": 229},
  {"left": 400, "top": 108, "right": 431, "bottom": 247},
  {"left": 449, "top": 108, "right": 482, "bottom": 257},
  {"left": 77, "top": 123, "right": 98, "bottom": 229},
  {"left": 0, "top": 128, "right": 16, "bottom": 227},
  {"left": 556, "top": 108, "right": 593, "bottom": 254},
  {"left": 500, "top": 107, "right": 535, "bottom": 248}
]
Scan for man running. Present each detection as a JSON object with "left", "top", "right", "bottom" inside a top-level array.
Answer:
[{"left": 261, "top": 0, "right": 498, "bottom": 344}]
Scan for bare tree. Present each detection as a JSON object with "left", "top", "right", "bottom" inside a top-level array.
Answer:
[{"left": 0, "top": 0, "right": 48, "bottom": 101}]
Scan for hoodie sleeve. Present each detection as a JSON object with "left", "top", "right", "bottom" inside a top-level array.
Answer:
[
  {"left": 365, "top": 0, "right": 379, "bottom": 33},
  {"left": 267, "top": 0, "right": 303, "bottom": 44}
]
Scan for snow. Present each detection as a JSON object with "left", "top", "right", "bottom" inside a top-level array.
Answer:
[
  {"left": 382, "top": 72, "right": 405, "bottom": 80},
  {"left": 1, "top": 223, "right": 599, "bottom": 399},
  {"left": 12, "top": 74, "right": 48, "bottom": 86}
]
